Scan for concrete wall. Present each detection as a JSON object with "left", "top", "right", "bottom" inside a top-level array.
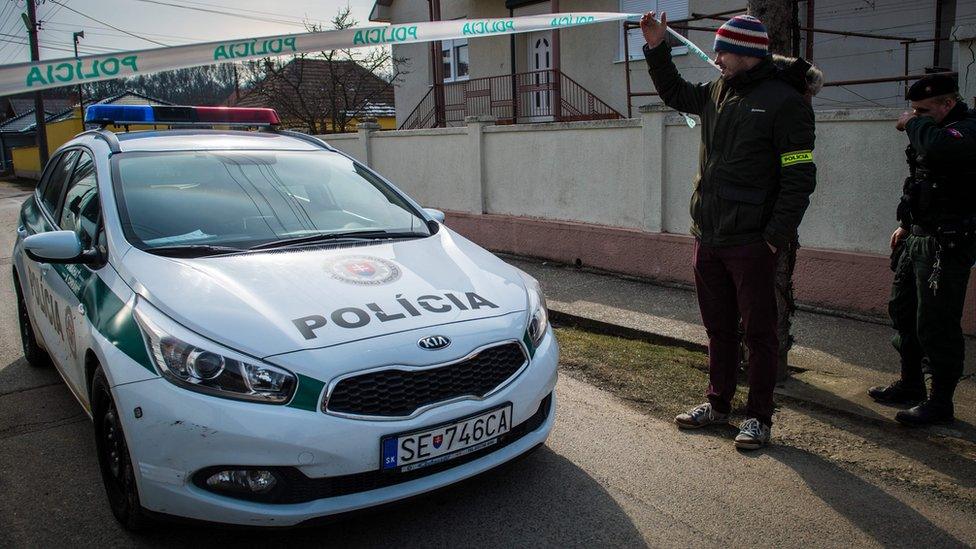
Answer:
[
  {"left": 321, "top": 106, "right": 907, "bottom": 256},
  {"left": 372, "top": 128, "right": 473, "bottom": 212},
  {"left": 955, "top": 23, "right": 976, "bottom": 104},
  {"left": 482, "top": 120, "right": 645, "bottom": 228},
  {"left": 315, "top": 106, "right": 976, "bottom": 329}
]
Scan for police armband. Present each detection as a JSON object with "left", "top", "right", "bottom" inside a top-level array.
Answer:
[{"left": 780, "top": 150, "right": 813, "bottom": 167}]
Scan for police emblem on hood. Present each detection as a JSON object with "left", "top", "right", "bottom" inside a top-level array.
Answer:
[{"left": 325, "top": 255, "right": 401, "bottom": 286}]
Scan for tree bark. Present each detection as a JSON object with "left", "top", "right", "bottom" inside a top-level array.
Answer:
[
  {"left": 749, "top": 0, "right": 799, "bottom": 382},
  {"left": 746, "top": 0, "right": 795, "bottom": 55}
]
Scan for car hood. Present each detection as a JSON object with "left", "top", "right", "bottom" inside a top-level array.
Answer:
[{"left": 118, "top": 229, "right": 529, "bottom": 358}]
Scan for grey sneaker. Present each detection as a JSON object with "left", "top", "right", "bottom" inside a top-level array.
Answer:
[
  {"left": 675, "top": 403, "right": 729, "bottom": 429},
  {"left": 734, "top": 418, "right": 771, "bottom": 450}
]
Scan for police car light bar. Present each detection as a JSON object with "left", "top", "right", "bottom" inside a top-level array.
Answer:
[{"left": 84, "top": 105, "right": 281, "bottom": 127}]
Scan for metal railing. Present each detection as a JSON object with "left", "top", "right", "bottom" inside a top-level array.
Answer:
[
  {"left": 624, "top": 7, "right": 959, "bottom": 114},
  {"left": 400, "top": 69, "right": 622, "bottom": 130}
]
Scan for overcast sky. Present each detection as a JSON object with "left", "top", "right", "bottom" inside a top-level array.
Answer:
[{"left": 0, "top": 0, "right": 379, "bottom": 64}]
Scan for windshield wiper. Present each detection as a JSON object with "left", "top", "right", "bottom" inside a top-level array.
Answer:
[
  {"left": 248, "top": 230, "right": 428, "bottom": 251},
  {"left": 145, "top": 244, "right": 245, "bottom": 258}
]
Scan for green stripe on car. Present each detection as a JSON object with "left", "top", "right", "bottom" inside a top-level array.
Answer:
[
  {"left": 288, "top": 373, "right": 326, "bottom": 411},
  {"left": 52, "top": 262, "right": 155, "bottom": 374},
  {"left": 523, "top": 331, "right": 536, "bottom": 359},
  {"left": 24, "top": 196, "right": 330, "bottom": 407}
]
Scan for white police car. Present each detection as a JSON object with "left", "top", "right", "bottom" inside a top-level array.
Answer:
[{"left": 11, "top": 105, "right": 557, "bottom": 528}]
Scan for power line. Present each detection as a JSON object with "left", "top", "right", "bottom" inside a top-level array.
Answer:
[
  {"left": 42, "top": 20, "right": 203, "bottom": 42},
  {"left": 0, "top": 0, "right": 38, "bottom": 64},
  {"left": 40, "top": 0, "right": 70, "bottom": 25},
  {"left": 811, "top": 13, "right": 976, "bottom": 49},
  {"left": 0, "top": 30, "right": 118, "bottom": 50},
  {"left": 161, "top": 0, "right": 328, "bottom": 23},
  {"left": 130, "top": 0, "right": 312, "bottom": 28},
  {"left": 814, "top": 47, "right": 898, "bottom": 62},
  {"left": 0, "top": 33, "right": 114, "bottom": 55},
  {"left": 0, "top": 2, "right": 17, "bottom": 51},
  {"left": 0, "top": 35, "right": 103, "bottom": 56},
  {"left": 839, "top": 85, "right": 887, "bottom": 108},
  {"left": 46, "top": 0, "right": 169, "bottom": 47},
  {"left": 0, "top": 0, "right": 24, "bottom": 55}
]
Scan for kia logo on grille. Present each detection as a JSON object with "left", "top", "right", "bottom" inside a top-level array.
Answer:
[{"left": 418, "top": 335, "right": 451, "bottom": 350}]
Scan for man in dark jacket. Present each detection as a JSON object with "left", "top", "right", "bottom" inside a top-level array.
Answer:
[
  {"left": 640, "top": 12, "right": 817, "bottom": 449},
  {"left": 869, "top": 75, "right": 976, "bottom": 426}
]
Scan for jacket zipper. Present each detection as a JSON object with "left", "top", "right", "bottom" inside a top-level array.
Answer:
[{"left": 705, "top": 92, "right": 738, "bottom": 245}]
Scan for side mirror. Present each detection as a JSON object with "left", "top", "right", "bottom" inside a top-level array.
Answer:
[
  {"left": 23, "top": 231, "right": 96, "bottom": 264},
  {"left": 424, "top": 208, "right": 446, "bottom": 223}
]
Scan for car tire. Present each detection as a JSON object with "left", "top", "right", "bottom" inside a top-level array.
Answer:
[
  {"left": 14, "top": 275, "right": 51, "bottom": 368},
  {"left": 91, "top": 368, "right": 153, "bottom": 532}
]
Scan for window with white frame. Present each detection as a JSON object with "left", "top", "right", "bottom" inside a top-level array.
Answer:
[
  {"left": 442, "top": 38, "right": 469, "bottom": 82},
  {"left": 619, "top": 0, "right": 690, "bottom": 61}
]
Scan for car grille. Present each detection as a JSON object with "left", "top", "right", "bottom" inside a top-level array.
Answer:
[
  {"left": 191, "top": 393, "right": 554, "bottom": 505},
  {"left": 324, "top": 342, "right": 528, "bottom": 418}
]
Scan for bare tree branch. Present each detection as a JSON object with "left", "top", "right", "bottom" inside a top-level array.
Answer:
[{"left": 239, "top": 7, "right": 408, "bottom": 133}]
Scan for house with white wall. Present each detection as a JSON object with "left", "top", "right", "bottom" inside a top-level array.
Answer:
[
  {"left": 371, "top": 0, "right": 976, "bottom": 128},
  {"left": 338, "top": 1, "right": 976, "bottom": 334}
]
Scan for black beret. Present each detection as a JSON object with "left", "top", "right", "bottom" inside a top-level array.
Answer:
[{"left": 906, "top": 74, "right": 958, "bottom": 100}]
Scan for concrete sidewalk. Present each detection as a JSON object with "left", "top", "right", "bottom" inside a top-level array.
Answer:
[{"left": 506, "top": 255, "right": 976, "bottom": 443}]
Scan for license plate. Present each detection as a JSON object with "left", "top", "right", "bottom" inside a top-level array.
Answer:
[{"left": 381, "top": 404, "right": 513, "bottom": 472}]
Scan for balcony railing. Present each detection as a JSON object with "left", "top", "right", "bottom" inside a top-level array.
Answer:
[{"left": 400, "top": 69, "right": 622, "bottom": 130}]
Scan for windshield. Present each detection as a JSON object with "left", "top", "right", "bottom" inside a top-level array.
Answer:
[{"left": 113, "top": 150, "right": 430, "bottom": 251}]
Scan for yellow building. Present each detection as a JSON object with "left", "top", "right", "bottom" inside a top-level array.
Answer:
[{"left": 5, "top": 91, "right": 174, "bottom": 179}]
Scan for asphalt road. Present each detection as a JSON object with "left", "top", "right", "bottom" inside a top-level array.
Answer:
[{"left": 2, "top": 179, "right": 975, "bottom": 548}]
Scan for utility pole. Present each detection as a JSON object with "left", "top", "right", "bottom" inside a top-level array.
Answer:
[
  {"left": 73, "top": 31, "right": 85, "bottom": 109},
  {"left": 23, "top": 1, "right": 48, "bottom": 166},
  {"left": 428, "top": 0, "right": 445, "bottom": 127},
  {"left": 233, "top": 64, "right": 241, "bottom": 104}
]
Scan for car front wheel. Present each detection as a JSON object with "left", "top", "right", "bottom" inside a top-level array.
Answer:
[
  {"left": 14, "top": 275, "right": 51, "bottom": 368},
  {"left": 91, "top": 368, "right": 152, "bottom": 531}
]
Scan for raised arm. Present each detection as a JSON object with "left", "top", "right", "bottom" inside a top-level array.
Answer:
[
  {"left": 640, "top": 11, "right": 711, "bottom": 115},
  {"left": 904, "top": 115, "right": 976, "bottom": 165}
]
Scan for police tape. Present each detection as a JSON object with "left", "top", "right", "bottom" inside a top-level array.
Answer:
[{"left": 0, "top": 12, "right": 718, "bottom": 97}]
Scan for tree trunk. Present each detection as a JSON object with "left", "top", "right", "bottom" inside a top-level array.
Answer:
[
  {"left": 746, "top": 0, "right": 794, "bottom": 55},
  {"left": 749, "top": 0, "right": 798, "bottom": 382},
  {"left": 774, "top": 240, "right": 799, "bottom": 381}
]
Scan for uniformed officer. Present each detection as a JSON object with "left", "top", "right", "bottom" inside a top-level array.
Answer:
[{"left": 869, "top": 74, "right": 976, "bottom": 426}]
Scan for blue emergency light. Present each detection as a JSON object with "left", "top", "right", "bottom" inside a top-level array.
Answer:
[{"left": 84, "top": 105, "right": 281, "bottom": 127}]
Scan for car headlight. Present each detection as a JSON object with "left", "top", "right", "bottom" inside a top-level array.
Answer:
[
  {"left": 518, "top": 271, "right": 549, "bottom": 347},
  {"left": 134, "top": 298, "right": 296, "bottom": 404}
]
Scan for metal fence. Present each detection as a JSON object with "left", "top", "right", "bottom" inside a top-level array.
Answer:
[{"left": 400, "top": 69, "right": 622, "bottom": 130}]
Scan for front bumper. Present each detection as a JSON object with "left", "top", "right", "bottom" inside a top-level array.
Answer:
[{"left": 111, "top": 330, "right": 557, "bottom": 526}]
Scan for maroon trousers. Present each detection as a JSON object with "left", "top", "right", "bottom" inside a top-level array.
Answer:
[{"left": 692, "top": 240, "right": 779, "bottom": 426}]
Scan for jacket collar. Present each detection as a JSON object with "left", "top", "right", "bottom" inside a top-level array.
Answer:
[
  {"left": 941, "top": 101, "right": 969, "bottom": 127},
  {"left": 727, "top": 56, "right": 776, "bottom": 93},
  {"left": 778, "top": 57, "right": 812, "bottom": 95}
]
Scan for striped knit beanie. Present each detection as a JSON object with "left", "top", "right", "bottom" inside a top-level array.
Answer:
[{"left": 713, "top": 15, "right": 770, "bottom": 58}]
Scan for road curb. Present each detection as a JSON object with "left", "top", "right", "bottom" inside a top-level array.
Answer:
[
  {"left": 549, "top": 309, "right": 707, "bottom": 355},
  {"left": 549, "top": 306, "right": 906, "bottom": 429}
]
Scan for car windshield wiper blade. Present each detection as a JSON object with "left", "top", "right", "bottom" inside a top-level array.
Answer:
[
  {"left": 248, "top": 230, "right": 428, "bottom": 250},
  {"left": 145, "top": 244, "right": 245, "bottom": 257}
]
